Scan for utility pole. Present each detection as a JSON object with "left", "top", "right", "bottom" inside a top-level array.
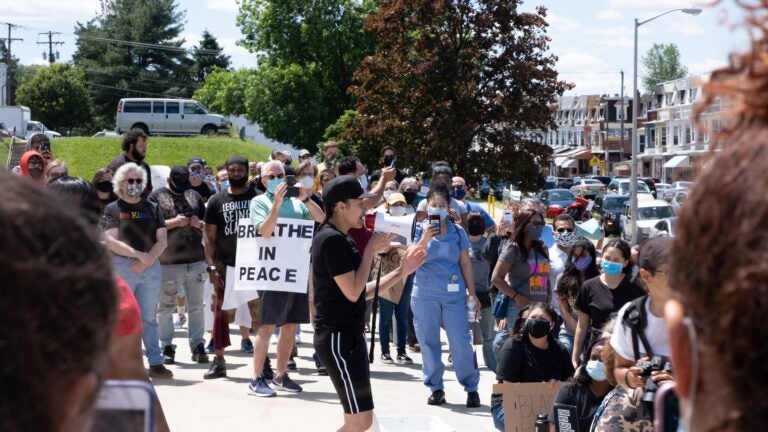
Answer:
[
  {"left": 37, "top": 31, "right": 64, "bottom": 64},
  {"left": 620, "top": 69, "right": 625, "bottom": 162},
  {"left": 0, "top": 22, "right": 23, "bottom": 106}
]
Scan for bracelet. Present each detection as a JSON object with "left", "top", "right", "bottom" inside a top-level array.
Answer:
[{"left": 624, "top": 369, "right": 635, "bottom": 389}]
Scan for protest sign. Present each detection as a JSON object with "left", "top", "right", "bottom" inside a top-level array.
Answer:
[
  {"left": 233, "top": 217, "right": 314, "bottom": 296},
  {"left": 492, "top": 381, "right": 562, "bottom": 432},
  {"left": 553, "top": 404, "right": 579, "bottom": 432}
]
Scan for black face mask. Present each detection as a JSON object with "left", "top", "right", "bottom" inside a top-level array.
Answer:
[
  {"left": 96, "top": 181, "right": 113, "bottom": 193},
  {"left": 383, "top": 154, "right": 395, "bottom": 166},
  {"left": 229, "top": 176, "right": 247, "bottom": 188},
  {"left": 402, "top": 191, "right": 417, "bottom": 205},
  {"left": 467, "top": 224, "right": 485, "bottom": 236},
  {"left": 525, "top": 318, "right": 551, "bottom": 339}
]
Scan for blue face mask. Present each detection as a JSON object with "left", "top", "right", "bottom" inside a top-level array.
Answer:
[
  {"left": 267, "top": 177, "right": 282, "bottom": 194},
  {"left": 601, "top": 259, "right": 624, "bottom": 276},
  {"left": 586, "top": 360, "right": 607, "bottom": 381},
  {"left": 450, "top": 187, "right": 467, "bottom": 201},
  {"left": 525, "top": 224, "right": 544, "bottom": 240},
  {"left": 219, "top": 180, "right": 230, "bottom": 191},
  {"left": 427, "top": 206, "right": 448, "bottom": 220},
  {"left": 572, "top": 256, "right": 593, "bottom": 271}
]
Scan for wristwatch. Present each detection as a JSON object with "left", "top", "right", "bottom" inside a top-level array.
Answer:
[{"left": 206, "top": 265, "right": 217, "bottom": 273}]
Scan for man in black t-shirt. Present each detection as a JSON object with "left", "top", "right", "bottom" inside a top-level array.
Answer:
[
  {"left": 148, "top": 165, "right": 209, "bottom": 367},
  {"left": 368, "top": 146, "right": 406, "bottom": 188},
  {"left": 187, "top": 157, "right": 217, "bottom": 203},
  {"left": 202, "top": 156, "right": 263, "bottom": 380},
  {"left": 107, "top": 129, "right": 153, "bottom": 197}
]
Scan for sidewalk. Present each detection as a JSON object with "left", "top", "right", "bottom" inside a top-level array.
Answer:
[{"left": 154, "top": 325, "right": 498, "bottom": 431}]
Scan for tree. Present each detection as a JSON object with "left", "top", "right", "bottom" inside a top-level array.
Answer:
[
  {"left": 235, "top": 0, "right": 377, "bottom": 150},
  {"left": 193, "top": 67, "right": 254, "bottom": 116},
  {"left": 342, "top": 0, "right": 571, "bottom": 191},
  {"left": 16, "top": 64, "right": 94, "bottom": 131},
  {"left": 72, "top": 0, "right": 194, "bottom": 128},
  {"left": 191, "top": 30, "right": 231, "bottom": 82},
  {"left": 642, "top": 43, "right": 688, "bottom": 92}
]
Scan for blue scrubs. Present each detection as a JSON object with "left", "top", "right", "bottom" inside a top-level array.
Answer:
[{"left": 411, "top": 221, "right": 480, "bottom": 393}]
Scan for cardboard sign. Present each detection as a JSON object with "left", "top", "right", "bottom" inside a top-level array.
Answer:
[
  {"left": 553, "top": 404, "right": 579, "bottom": 432},
  {"left": 492, "top": 381, "right": 562, "bottom": 432},
  {"left": 233, "top": 217, "right": 314, "bottom": 296},
  {"left": 371, "top": 249, "right": 406, "bottom": 304}
]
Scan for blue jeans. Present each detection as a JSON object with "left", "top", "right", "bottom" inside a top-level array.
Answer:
[
  {"left": 158, "top": 261, "right": 207, "bottom": 350},
  {"left": 379, "top": 274, "right": 413, "bottom": 355},
  {"left": 492, "top": 401, "right": 505, "bottom": 431},
  {"left": 558, "top": 326, "right": 575, "bottom": 357},
  {"left": 411, "top": 294, "right": 480, "bottom": 392},
  {"left": 113, "top": 256, "right": 163, "bottom": 366},
  {"left": 478, "top": 305, "right": 497, "bottom": 372},
  {"left": 492, "top": 302, "right": 523, "bottom": 362}
]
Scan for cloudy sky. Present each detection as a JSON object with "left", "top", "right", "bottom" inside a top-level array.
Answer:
[{"left": 3, "top": 0, "right": 749, "bottom": 96}]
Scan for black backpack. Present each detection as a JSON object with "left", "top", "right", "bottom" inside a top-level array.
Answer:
[{"left": 621, "top": 295, "right": 654, "bottom": 361}]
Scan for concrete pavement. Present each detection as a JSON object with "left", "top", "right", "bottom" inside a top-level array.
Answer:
[{"left": 153, "top": 325, "right": 499, "bottom": 431}]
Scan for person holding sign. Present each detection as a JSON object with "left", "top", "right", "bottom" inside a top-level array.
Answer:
[
  {"left": 247, "top": 161, "right": 325, "bottom": 397},
  {"left": 312, "top": 175, "right": 426, "bottom": 432}
]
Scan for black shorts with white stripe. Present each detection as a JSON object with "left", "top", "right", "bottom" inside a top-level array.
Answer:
[{"left": 314, "top": 329, "right": 374, "bottom": 414}]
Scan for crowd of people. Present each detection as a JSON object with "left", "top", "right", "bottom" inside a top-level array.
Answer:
[{"left": 8, "top": 7, "right": 768, "bottom": 428}]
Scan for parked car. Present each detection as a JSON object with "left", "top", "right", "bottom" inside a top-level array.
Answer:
[
  {"left": 592, "top": 194, "right": 630, "bottom": 236},
  {"left": 0, "top": 122, "right": 12, "bottom": 138},
  {"left": 539, "top": 189, "right": 577, "bottom": 219},
  {"left": 92, "top": 130, "right": 122, "bottom": 137},
  {"left": 26, "top": 120, "right": 61, "bottom": 139},
  {"left": 669, "top": 190, "right": 688, "bottom": 214},
  {"left": 586, "top": 175, "right": 612, "bottom": 186},
  {"left": 620, "top": 199, "right": 675, "bottom": 243},
  {"left": 570, "top": 178, "right": 606, "bottom": 199},
  {"left": 662, "top": 181, "right": 694, "bottom": 202},
  {"left": 607, "top": 178, "right": 653, "bottom": 199},
  {"left": 116, "top": 98, "right": 230, "bottom": 136},
  {"left": 639, "top": 177, "right": 658, "bottom": 198},
  {"left": 654, "top": 182, "right": 672, "bottom": 197},
  {"left": 650, "top": 217, "right": 677, "bottom": 238},
  {"left": 494, "top": 180, "right": 506, "bottom": 201},
  {"left": 557, "top": 177, "right": 576, "bottom": 190},
  {"left": 544, "top": 177, "right": 557, "bottom": 190}
]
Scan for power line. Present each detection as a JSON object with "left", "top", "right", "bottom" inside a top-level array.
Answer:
[
  {"left": 75, "top": 34, "right": 224, "bottom": 55},
  {"left": 0, "top": 22, "right": 24, "bottom": 105},
  {"left": 84, "top": 69, "right": 203, "bottom": 88},
  {"left": 84, "top": 82, "right": 189, "bottom": 97},
  {"left": 37, "top": 31, "right": 65, "bottom": 64}
]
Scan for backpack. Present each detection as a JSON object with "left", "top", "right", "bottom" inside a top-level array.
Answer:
[{"left": 621, "top": 295, "right": 654, "bottom": 361}]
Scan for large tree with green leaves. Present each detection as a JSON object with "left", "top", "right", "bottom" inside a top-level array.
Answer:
[
  {"left": 192, "top": 30, "right": 231, "bottom": 83},
  {"left": 341, "top": 0, "right": 571, "bottom": 190},
  {"left": 72, "top": 0, "right": 194, "bottom": 128},
  {"left": 16, "top": 64, "right": 94, "bottom": 131},
  {"left": 642, "top": 43, "right": 688, "bottom": 92},
  {"left": 235, "top": 0, "right": 377, "bottom": 150},
  {"left": 193, "top": 67, "right": 254, "bottom": 116}
]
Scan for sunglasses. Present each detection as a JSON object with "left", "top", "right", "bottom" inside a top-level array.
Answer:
[
  {"left": 125, "top": 178, "right": 144, "bottom": 185},
  {"left": 267, "top": 174, "right": 285, "bottom": 180},
  {"left": 556, "top": 228, "right": 575, "bottom": 233}
]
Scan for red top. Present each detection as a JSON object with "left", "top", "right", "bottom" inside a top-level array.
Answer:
[{"left": 113, "top": 276, "right": 143, "bottom": 337}]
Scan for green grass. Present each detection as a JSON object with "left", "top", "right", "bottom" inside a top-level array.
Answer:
[
  {"left": 51, "top": 136, "right": 273, "bottom": 178},
  {"left": 0, "top": 140, "right": 9, "bottom": 168}
]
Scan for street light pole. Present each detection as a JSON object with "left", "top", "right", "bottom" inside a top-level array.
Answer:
[{"left": 629, "top": 8, "right": 701, "bottom": 245}]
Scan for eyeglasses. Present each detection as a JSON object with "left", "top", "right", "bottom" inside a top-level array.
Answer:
[
  {"left": 556, "top": 228, "right": 575, "bottom": 233},
  {"left": 267, "top": 174, "right": 285, "bottom": 180},
  {"left": 125, "top": 178, "right": 143, "bottom": 185}
]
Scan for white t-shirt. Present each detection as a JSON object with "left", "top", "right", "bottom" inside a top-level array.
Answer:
[
  {"left": 416, "top": 197, "right": 468, "bottom": 215},
  {"left": 611, "top": 298, "right": 671, "bottom": 360},
  {"left": 548, "top": 245, "right": 568, "bottom": 315}
]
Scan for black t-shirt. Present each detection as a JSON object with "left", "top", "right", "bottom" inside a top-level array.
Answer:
[
  {"left": 107, "top": 154, "right": 153, "bottom": 197},
  {"left": 496, "top": 336, "right": 574, "bottom": 383},
  {"left": 203, "top": 188, "right": 259, "bottom": 267},
  {"left": 104, "top": 199, "right": 166, "bottom": 253},
  {"left": 191, "top": 181, "right": 216, "bottom": 202},
  {"left": 553, "top": 382, "right": 605, "bottom": 432},
  {"left": 312, "top": 224, "right": 363, "bottom": 332},
  {"left": 576, "top": 275, "right": 645, "bottom": 332},
  {"left": 368, "top": 167, "right": 406, "bottom": 189},
  {"left": 147, "top": 187, "right": 206, "bottom": 265}
]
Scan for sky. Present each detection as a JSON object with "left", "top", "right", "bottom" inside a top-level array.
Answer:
[{"left": 1, "top": 0, "right": 750, "bottom": 96}]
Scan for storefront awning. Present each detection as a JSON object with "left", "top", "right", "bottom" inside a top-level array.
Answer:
[
  {"left": 561, "top": 159, "right": 577, "bottom": 169},
  {"left": 570, "top": 148, "right": 591, "bottom": 160},
  {"left": 663, "top": 155, "right": 690, "bottom": 168},
  {"left": 554, "top": 156, "right": 569, "bottom": 166},
  {"left": 555, "top": 147, "right": 573, "bottom": 154}
]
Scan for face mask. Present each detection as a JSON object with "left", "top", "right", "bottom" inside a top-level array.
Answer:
[
  {"left": 383, "top": 154, "right": 395, "bottom": 166},
  {"left": 383, "top": 190, "right": 394, "bottom": 200},
  {"left": 586, "top": 360, "right": 607, "bottom": 381},
  {"left": 130, "top": 147, "right": 145, "bottom": 163},
  {"left": 427, "top": 206, "right": 448, "bottom": 220},
  {"left": 601, "top": 259, "right": 624, "bottom": 276},
  {"left": 229, "top": 176, "right": 247, "bottom": 188},
  {"left": 572, "top": 256, "right": 593, "bottom": 271},
  {"left": 389, "top": 206, "right": 407, "bottom": 217},
  {"left": 219, "top": 180, "right": 230, "bottom": 191},
  {"left": 190, "top": 170, "right": 204, "bottom": 180},
  {"left": 126, "top": 183, "right": 143, "bottom": 198},
  {"left": 96, "top": 180, "right": 113, "bottom": 193},
  {"left": 326, "top": 154, "right": 337, "bottom": 165},
  {"left": 525, "top": 224, "right": 544, "bottom": 240},
  {"left": 299, "top": 175, "right": 314, "bottom": 190},
  {"left": 554, "top": 230, "right": 576, "bottom": 248},
  {"left": 267, "top": 177, "right": 283, "bottom": 194},
  {"left": 525, "top": 318, "right": 551, "bottom": 339},
  {"left": 402, "top": 191, "right": 417, "bottom": 205},
  {"left": 450, "top": 187, "right": 467, "bottom": 201},
  {"left": 468, "top": 224, "right": 485, "bottom": 236}
]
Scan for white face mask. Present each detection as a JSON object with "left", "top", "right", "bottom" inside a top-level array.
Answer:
[
  {"left": 389, "top": 206, "right": 407, "bottom": 217},
  {"left": 383, "top": 190, "right": 394, "bottom": 200},
  {"left": 299, "top": 175, "right": 314, "bottom": 190}
]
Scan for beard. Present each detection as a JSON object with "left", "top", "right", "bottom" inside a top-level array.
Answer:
[
  {"left": 229, "top": 176, "right": 247, "bottom": 188},
  {"left": 130, "top": 147, "right": 145, "bottom": 163}
]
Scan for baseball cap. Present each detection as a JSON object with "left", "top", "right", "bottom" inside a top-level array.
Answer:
[
  {"left": 323, "top": 175, "right": 379, "bottom": 209},
  {"left": 386, "top": 192, "right": 406, "bottom": 205},
  {"left": 187, "top": 157, "right": 205, "bottom": 168},
  {"left": 169, "top": 165, "right": 191, "bottom": 192},
  {"left": 299, "top": 149, "right": 310, "bottom": 157},
  {"left": 226, "top": 155, "right": 249, "bottom": 168},
  {"left": 637, "top": 235, "right": 670, "bottom": 271}
]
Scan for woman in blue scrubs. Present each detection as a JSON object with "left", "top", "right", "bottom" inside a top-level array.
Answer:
[{"left": 411, "top": 181, "right": 481, "bottom": 408}]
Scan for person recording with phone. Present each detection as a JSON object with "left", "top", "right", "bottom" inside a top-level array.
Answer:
[{"left": 368, "top": 146, "right": 406, "bottom": 186}]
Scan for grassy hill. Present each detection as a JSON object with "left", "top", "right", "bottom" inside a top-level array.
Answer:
[{"left": 44, "top": 136, "right": 273, "bottom": 178}]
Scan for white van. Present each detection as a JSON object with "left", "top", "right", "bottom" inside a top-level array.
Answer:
[{"left": 116, "top": 98, "right": 230, "bottom": 136}]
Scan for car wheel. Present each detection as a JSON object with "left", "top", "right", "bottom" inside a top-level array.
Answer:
[{"left": 202, "top": 125, "right": 218, "bottom": 136}]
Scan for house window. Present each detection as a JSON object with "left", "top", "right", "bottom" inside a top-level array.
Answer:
[
  {"left": 685, "top": 126, "right": 692, "bottom": 144},
  {"left": 665, "top": 93, "right": 674, "bottom": 106},
  {"left": 688, "top": 88, "right": 698, "bottom": 103},
  {"left": 679, "top": 90, "right": 686, "bottom": 104},
  {"left": 661, "top": 127, "right": 667, "bottom": 147},
  {"left": 673, "top": 126, "right": 680, "bottom": 145}
]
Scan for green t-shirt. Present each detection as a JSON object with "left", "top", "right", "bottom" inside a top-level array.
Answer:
[{"left": 249, "top": 192, "right": 310, "bottom": 230}]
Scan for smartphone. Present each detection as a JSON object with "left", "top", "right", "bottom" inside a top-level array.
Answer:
[
  {"left": 285, "top": 174, "right": 300, "bottom": 198},
  {"left": 39, "top": 140, "right": 52, "bottom": 153},
  {"left": 91, "top": 380, "right": 155, "bottom": 432},
  {"left": 654, "top": 382, "right": 680, "bottom": 432},
  {"left": 428, "top": 214, "right": 441, "bottom": 234},
  {"left": 389, "top": 157, "right": 397, "bottom": 169},
  {"left": 502, "top": 210, "right": 513, "bottom": 223}
]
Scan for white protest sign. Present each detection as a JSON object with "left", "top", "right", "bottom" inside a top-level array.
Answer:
[
  {"left": 234, "top": 217, "right": 314, "bottom": 295},
  {"left": 493, "top": 380, "right": 562, "bottom": 432}
]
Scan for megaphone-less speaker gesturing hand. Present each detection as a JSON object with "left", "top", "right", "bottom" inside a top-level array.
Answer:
[{"left": 364, "top": 212, "right": 417, "bottom": 243}]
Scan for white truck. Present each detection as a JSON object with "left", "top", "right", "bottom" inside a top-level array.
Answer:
[
  {"left": 0, "top": 106, "right": 31, "bottom": 138},
  {"left": 26, "top": 120, "right": 62, "bottom": 139}
]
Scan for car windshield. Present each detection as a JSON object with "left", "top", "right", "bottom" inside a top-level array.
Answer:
[
  {"left": 638, "top": 206, "right": 674, "bottom": 220},
  {"left": 550, "top": 191, "right": 574, "bottom": 201},
  {"left": 583, "top": 179, "right": 601, "bottom": 185},
  {"left": 604, "top": 197, "right": 630, "bottom": 211},
  {"left": 619, "top": 182, "right": 650, "bottom": 193}
]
